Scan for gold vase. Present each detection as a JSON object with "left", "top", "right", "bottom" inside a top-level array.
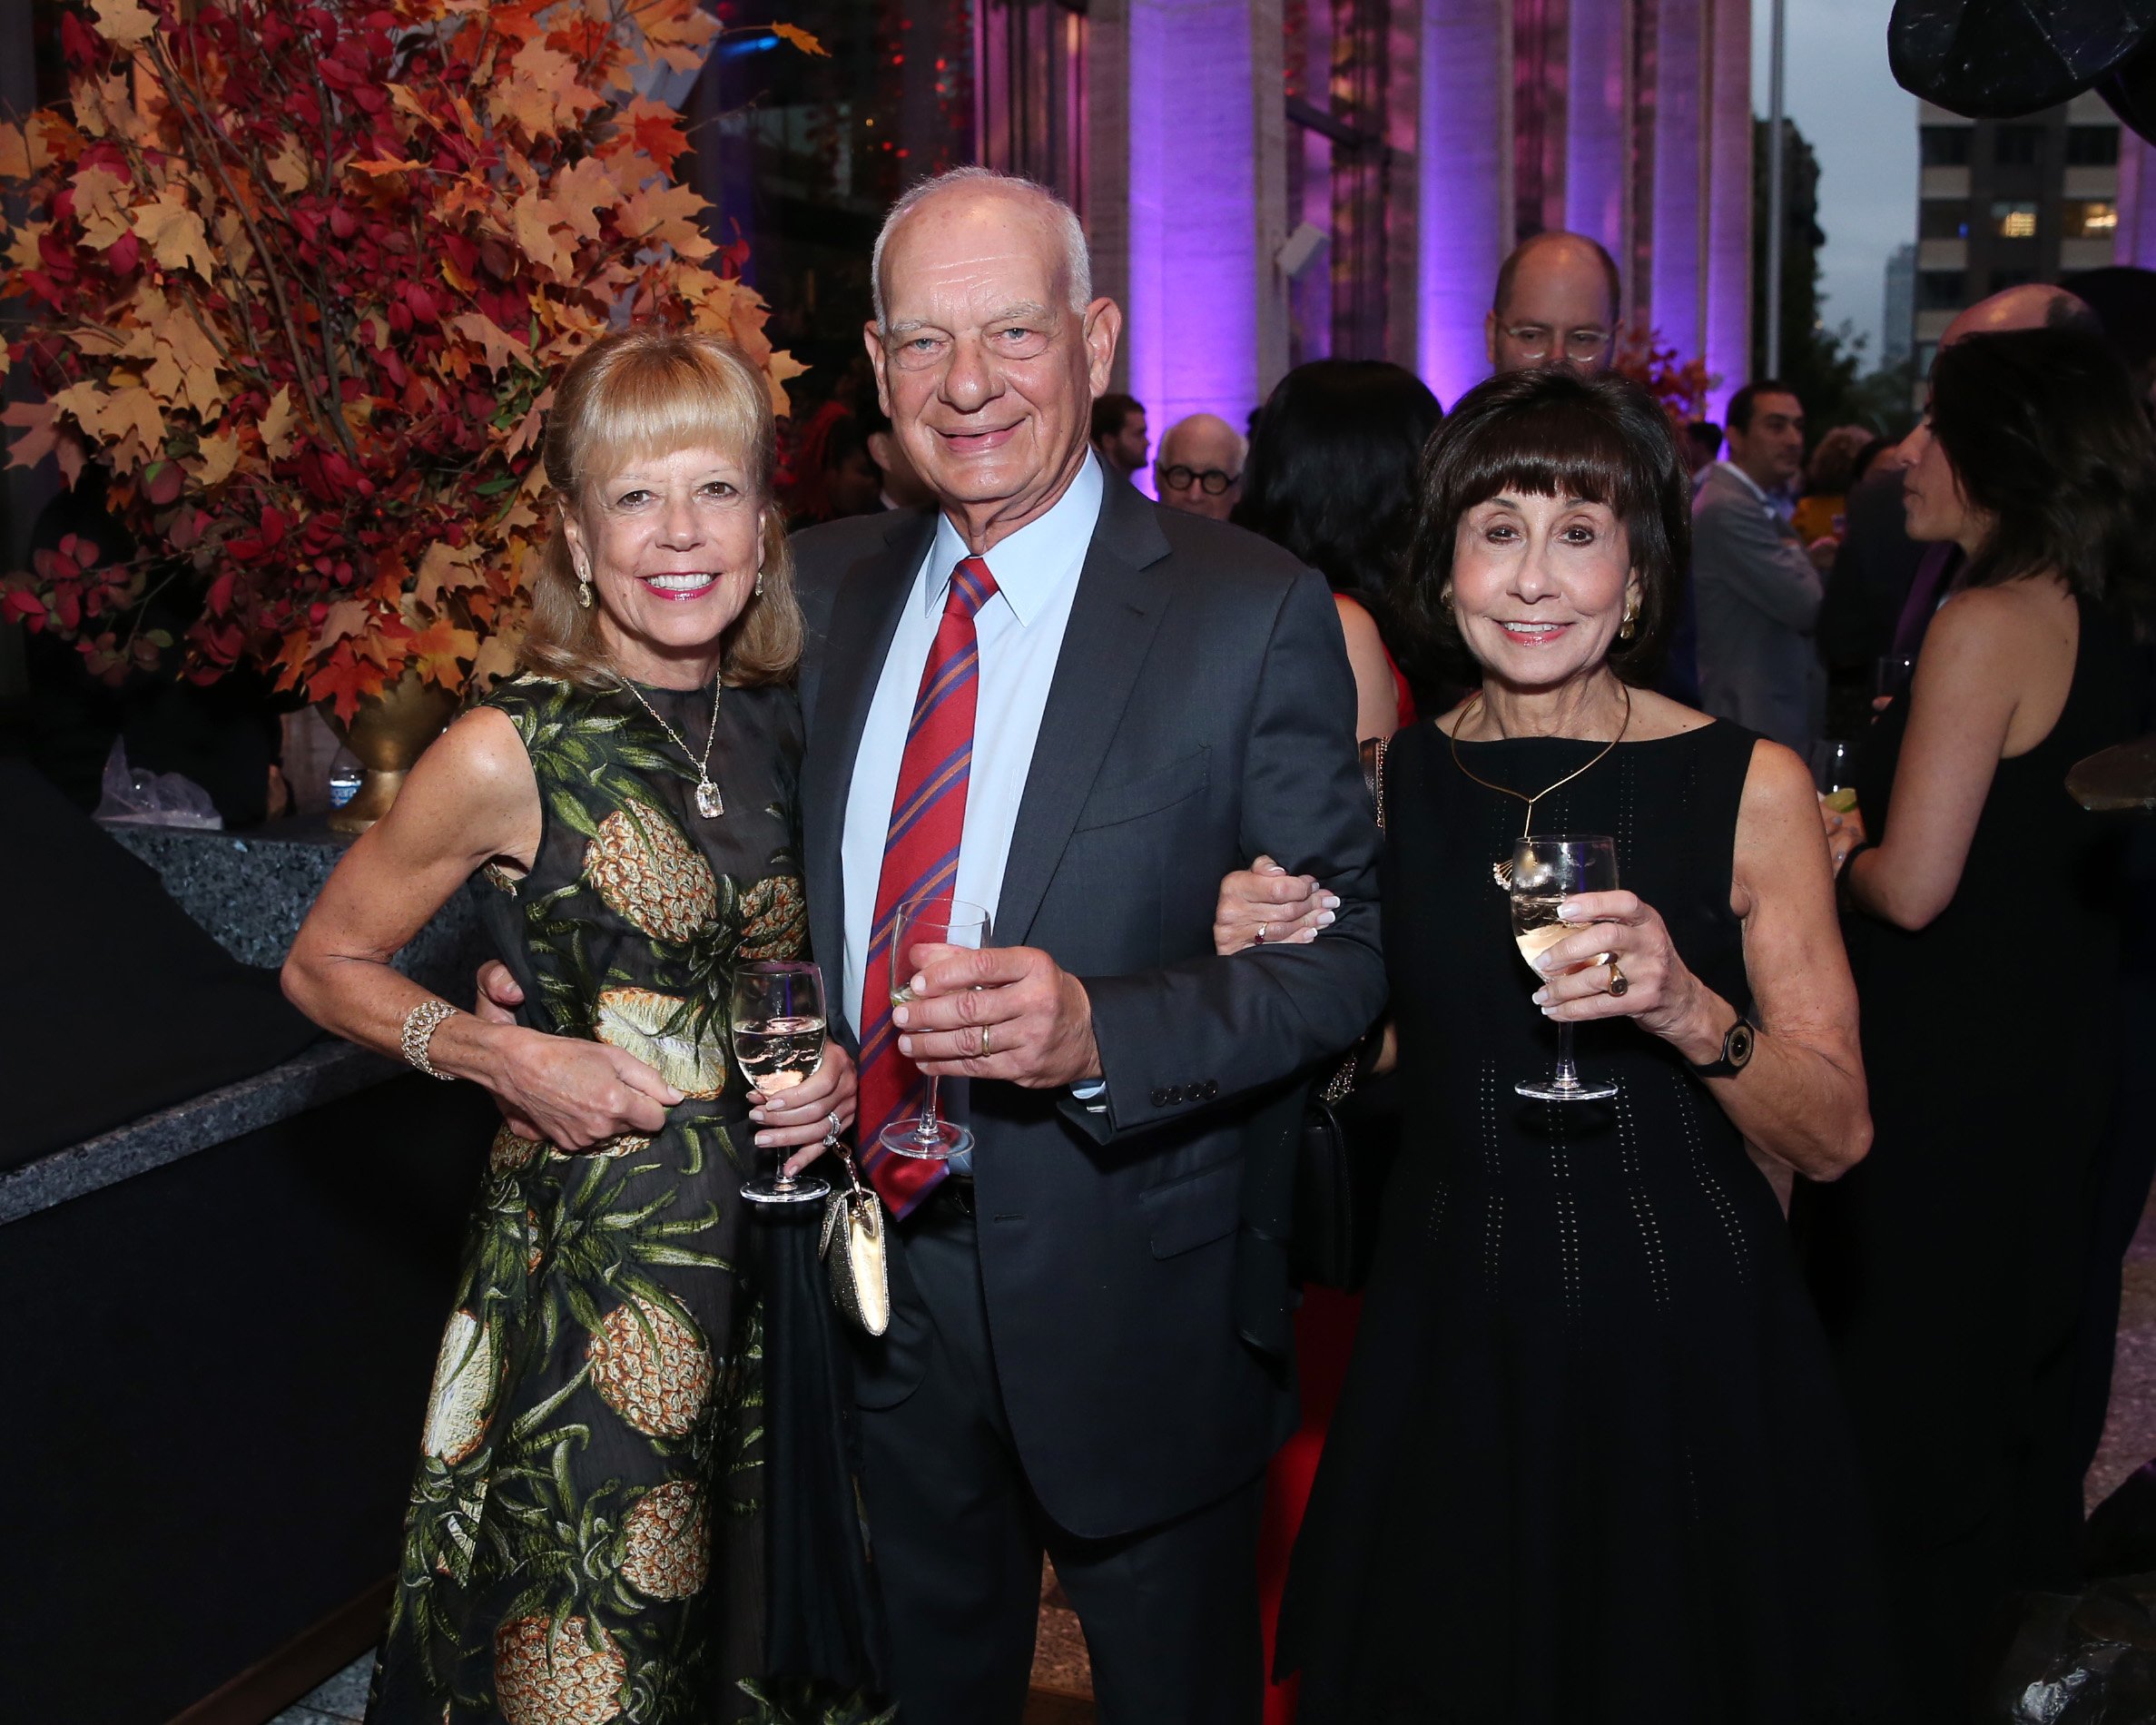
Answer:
[{"left": 321, "top": 671, "right": 460, "bottom": 833}]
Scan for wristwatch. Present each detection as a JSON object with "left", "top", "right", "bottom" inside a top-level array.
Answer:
[{"left": 1689, "top": 1012, "right": 1757, "bottom": 1079}]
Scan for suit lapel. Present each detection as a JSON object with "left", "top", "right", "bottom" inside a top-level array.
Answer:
[
  {"left": 993, "top": 482, "right": 1173, "bottom": 948},
  {"left": 802, "top": 509, "right": 935, "bottom": 1020}
]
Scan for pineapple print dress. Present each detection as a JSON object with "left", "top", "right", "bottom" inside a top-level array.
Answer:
[{"left": 368, "top": 674, "right": 888, "bottom": 1725}]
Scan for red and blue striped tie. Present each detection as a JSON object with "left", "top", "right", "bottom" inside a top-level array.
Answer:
[{"left": 857, "top": 555, "right": 999, "bottom": 1217}]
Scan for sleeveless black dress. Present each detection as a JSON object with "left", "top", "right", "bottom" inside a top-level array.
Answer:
[
  {"left": 1279, "top": 719, "right": 1894, "bottom": 1724},
  {"left": 1796, "top": 594, "right": 2142, "bottom": 1710}
]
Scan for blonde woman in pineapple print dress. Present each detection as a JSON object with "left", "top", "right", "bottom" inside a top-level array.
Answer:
[{"left": 284, "top": 330, "right": 890, "bottom": 1724}]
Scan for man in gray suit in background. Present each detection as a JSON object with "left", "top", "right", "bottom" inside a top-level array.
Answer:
[
  {"left": 790, "top": 167, "right": 1386, "bottom": 1723},
  {"left": 1691, "top": 379, "right": 1836, "bottom": 754}
]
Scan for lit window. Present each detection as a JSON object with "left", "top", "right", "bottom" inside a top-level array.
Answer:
[
  {"left": 1990, "top": 202, "right": 2038, "bottom": 240},
  {"left": 2062, "top": 200, "right": 2118, "bottom": 238}
]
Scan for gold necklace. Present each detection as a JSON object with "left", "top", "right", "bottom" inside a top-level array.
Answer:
[
  {"left": 1446, "top": 684, "right": 1632, "bottom": 885},
  {"left": 624, "top": 672, "right": 725, "bottom": 818}
]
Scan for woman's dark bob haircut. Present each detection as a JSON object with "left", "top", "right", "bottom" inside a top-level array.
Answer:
[
  {"left": 1232, "top": 359, "right": 1443, "bottom": 609},
  {"left": 1928, "top": 326, "right": 2156, "bottom": 617},
  {"left": 1402, "top": 366, "right": 1690, "bottom": 685}
]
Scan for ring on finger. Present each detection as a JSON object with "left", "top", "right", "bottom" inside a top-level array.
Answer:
[
  {"left": 1606, "top": 956, "right": 1629, "bottom": 997},
  {"left": 822, "top": 1110, "right": 841, "bottom": 1147},
  {"left": 980, "top": 1021, "right": 993, "bottom": 1058},
  {"left": 1255, "top": 923, "right": 1268, "bottom": 945}
]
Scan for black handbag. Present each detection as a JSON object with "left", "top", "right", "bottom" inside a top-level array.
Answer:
[{"left": 1288, "top": 737, "right": 1394, "bottom": 1292}]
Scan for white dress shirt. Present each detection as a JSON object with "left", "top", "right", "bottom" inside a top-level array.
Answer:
[{"left": 839, "top": 452, "right": 1104, "bottom": 1038}]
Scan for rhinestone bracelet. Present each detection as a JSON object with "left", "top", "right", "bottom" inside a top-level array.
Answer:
[{"left": 400, "top": 998, "right": 460, "bottom": 1080}]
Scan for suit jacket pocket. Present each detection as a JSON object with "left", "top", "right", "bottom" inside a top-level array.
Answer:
[
  {"left": 1140, "top": 1156, "right": 1244, "bottom": 1258},
  {"left": 1074, "top": 748, "right": 1210, "bottom": 832}
]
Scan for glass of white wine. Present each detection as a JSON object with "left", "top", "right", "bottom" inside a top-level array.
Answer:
[
  {"left": 732, "top": 959, "right": 832, "bottom": 1206},
  {"left": 881, "top": 896, "right": 991, "bottom": 1161},
  {"left": 1511, "top": 833, "right": 1620, "bottom": 1103}
]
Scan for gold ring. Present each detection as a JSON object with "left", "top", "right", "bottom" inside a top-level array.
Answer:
[
  {"left": 980, "top": 1022, "right": 993, "bottom": 1058},
  {"left": 1607, "top": 958, "right": 1629, "bottom": 997},
  {"left": 1255, "top": 923, "right": 1268, "bottom": 945}
]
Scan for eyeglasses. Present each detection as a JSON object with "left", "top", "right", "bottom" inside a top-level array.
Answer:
[
  {"left": 1500, "top": 326, "right": 1615, "bottom": 361},
  {"left": 1158, "top": 465, "right": 1240, "bottom": 495}
]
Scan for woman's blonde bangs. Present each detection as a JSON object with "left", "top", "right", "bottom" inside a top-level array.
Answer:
[
  {"left": 572, "top": 340, "right": 773, "bottom": 498},
  {"left": 518, "top": 328, "right": 801, "bottom": 692}
]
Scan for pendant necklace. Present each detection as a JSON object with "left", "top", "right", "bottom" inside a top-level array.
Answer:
[
  {"left": 1445, "top": 683, "right": 1631, "bottom": 886},
  {"left": 625, "top": 671, "right": 725, "bottom": 818}
]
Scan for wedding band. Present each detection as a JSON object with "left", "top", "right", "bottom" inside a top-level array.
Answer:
[
  {"left": 1255, "top": 923, "right": 1268, "bottom": 945},
  {"left": 980, "top": 1022, "right": 994, "bottom": 1058},
  {"left": 1607, "top": 958, "right": 1629, "bottom": 997},
  {"left": 822, "top": 1112, "right": 841, "bottom": 1147}
]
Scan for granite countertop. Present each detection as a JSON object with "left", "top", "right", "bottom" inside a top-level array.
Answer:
[
  {"left": 4, "top": 818, "right": 490, "bottom": 1226},
  {"left": 103, "top": 816, "right": 482, "bottom": 993},
  {"left": 0, "top": 1040, "right": 397, "bottom": 1225}
]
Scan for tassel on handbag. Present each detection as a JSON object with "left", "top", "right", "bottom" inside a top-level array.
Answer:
[{"left": 820, "top": 1145, "right": 891, "bottom": 1336}]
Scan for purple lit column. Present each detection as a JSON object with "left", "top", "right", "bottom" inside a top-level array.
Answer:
[
  {"left": 1701, "top": 0, "right": 1750, "bottom": 424},
  {"left": 1119, "top": 0, "right": 1286, "bottom": 436},
  {"left": 2120, "top": 131, "right": 2156, "bottom": 269},
  {"left": 1419, "top": 0, "right": 1512, "bottom": 408},
  {"left": 1649, "top": 0, "right": 1705, "bottom": 363},
  {"left": 1565, "top": 0, "right": 1630, "bottom": 268}
]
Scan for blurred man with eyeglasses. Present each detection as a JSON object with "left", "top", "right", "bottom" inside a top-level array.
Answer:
[
  {"left": 1482, "top": 230, "right": 1701, "bottom": 701},
  {"left": 1153, "top": 412, "right": 1246, "bottom": 520},
  {"left": 1485, "top": 231, "right": 1620, "bottom": 376}
]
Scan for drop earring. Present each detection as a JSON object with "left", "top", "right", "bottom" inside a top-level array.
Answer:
[
  {"left": 576, "top": 566, "right": 594, "bottom": 610},
  {"left": 754, "top": 567, "right": 765, "bottom": 597},
  {"left": 1619, "top": 596, "right": 1639, "bottom": 640}
]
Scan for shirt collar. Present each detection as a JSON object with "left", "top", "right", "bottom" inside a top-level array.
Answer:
[
  {"left": 1715, "top": 458, "right": 1768, "bottom": 504},
  {"left": 923, "top": 451, "right": 1105, "bottom": 626}
]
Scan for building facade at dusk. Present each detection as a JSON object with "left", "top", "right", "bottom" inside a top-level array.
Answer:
[
  {"left": 694, "top": 0, "right": 1756, "bottom": 424},
  {"left": 1907, "top": 93, "right": 2156, "bottom": 394}
]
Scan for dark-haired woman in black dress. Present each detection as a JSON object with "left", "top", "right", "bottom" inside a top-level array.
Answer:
[
  {"left": 1804, "top": 327, "right": 2156, "bottom": 1714},
  {"left": 1224, "top": 369, "right": 1894, "bottom": 1720}
]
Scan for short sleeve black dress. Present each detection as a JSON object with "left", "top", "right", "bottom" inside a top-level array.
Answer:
[{"left": 1278, "top": 718, "right": 1894, "bottom": 1724}]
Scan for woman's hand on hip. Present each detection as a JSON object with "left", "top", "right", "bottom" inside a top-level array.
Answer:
[
  {"left": 1213, "top": 853, "right": 1336, "bottom": 955},
  {"left": 1529, "top": 889, "right": 1708, "bottom": 1045},
  {"left": 750, "top": 1040, "right": 858, "bottom": 1174},
  {"left": 487, "top": 1027, "right": 682, "bottom": 1151}
]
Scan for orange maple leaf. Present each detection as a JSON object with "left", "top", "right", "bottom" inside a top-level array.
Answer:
[
  {"left": 449, "top": 311, "right": 534, "bottom": 376},
  {"left": 607, "top": 98, "right": 690, "bottom": 169},
  {"left": 618, "top": 182, "right": 714, "bottom": 261},
  {"left": 772, "top": 24, "right": 830, "bottom": 57},
  {"left": 310, "top": 646, "right": 389, "bottom": 723},
  {"left": 409, "top": 614, "right": 479, "bottom": 687}
]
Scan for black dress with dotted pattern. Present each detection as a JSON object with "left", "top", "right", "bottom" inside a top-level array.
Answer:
[{"left": 1278, "top": 719, "right": 1895, "bottom": 1724}]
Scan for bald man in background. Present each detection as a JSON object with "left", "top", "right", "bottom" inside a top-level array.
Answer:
[
  {"left": 1482, "top": 231, "right": 1703, "bottom": 702},
  {"left": 1153, "top": 412, "right": 1246, "bottom": 520},
  {"left": 1486, "top": 230, "right": 1621, "bottom": 375}
]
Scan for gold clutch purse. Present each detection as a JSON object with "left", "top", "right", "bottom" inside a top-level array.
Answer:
[{"left": 819, "top": 1148, "right": 891, "bottom": 1336}]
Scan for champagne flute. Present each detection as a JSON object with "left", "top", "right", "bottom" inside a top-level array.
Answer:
[
  {"left": 732, "top": 959, "right": 832, "bottom": 1206},
  {"left": 1511, "top": 834, "right": 1620, "bottom": 1103},
  {"left": 881, "top": 896, "right": 991, "bottom": 1161}
]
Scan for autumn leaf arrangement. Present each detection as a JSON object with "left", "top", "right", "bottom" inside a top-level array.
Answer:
[
  {"left": 1614, "top": 325, "right": 1717, "bottom": 430},
  {"left": 0, "top": 0, "right": 815, "bottom": 715}
]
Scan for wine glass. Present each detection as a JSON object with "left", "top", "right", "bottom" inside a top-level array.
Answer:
[
  {"left": 881, "top": 896, "right": 991, "bottom": 1161},
  {"left": 1809, "top": 739, "right": 1862, "bottom": 823},
  {"left": 731, "top": 959, "right": 832, "bottom": 1206},
  {"left": 1511, "top": 834, "right": 1620, "bottom": 1103}
]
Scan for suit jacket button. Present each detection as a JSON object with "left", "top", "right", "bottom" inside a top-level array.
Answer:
[
  {"left": 1150, "top": 1087, "right": 1170, "bottom": 1108},
  {"left": 1203, "top": 1079, "right": 1219, "bottom": 1099},
  {"left": 1166, "top": 1084, "right": 1185, "bottom": 1104}
]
